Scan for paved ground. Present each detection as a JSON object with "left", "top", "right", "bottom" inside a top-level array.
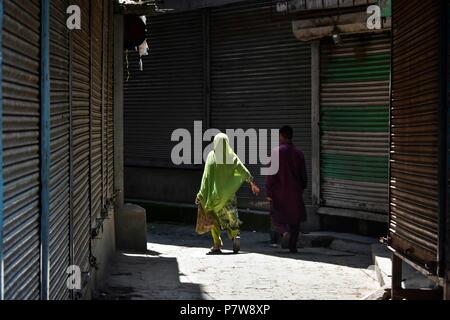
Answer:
[{"left": 99, "top": 223, "right": 379, "bottom": 300}]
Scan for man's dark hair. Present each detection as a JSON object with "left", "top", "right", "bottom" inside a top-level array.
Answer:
[{"left": 280, "top": 126, "right": 294, "bottom": 140}]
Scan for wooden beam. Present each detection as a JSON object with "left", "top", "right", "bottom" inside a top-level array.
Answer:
[
  {"left": 444, "top": 280, "right": 450, "bottom": 300},
  {"left": 317, "top": 206, "right": 388, "bottom": 223},
  {"left": 272, "top": 5, "right": 370, "bottom": 21},
  {"left": 391, "top": 253, "right": 403, "bottom": 300},
  {"left": 394, "top": 288, "right": 443, "bottom": 301}
]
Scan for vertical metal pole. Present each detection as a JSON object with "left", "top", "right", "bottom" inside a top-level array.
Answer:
[
  {"left": 0, "top": 0, "right": 4, "bottom": 301},
  {"left": 311, "top": 41, "right": 321, "bottom": 208},
  {"left": 114, "top": 14, "right": 124, "bottom": 208},
  {"left": 387, "top": 0, "right": 394, "bottom": 245},
  {"left": 101, "top": 0, "right": 107, "bottom": 209},
  {"left": 446, "top": 0, "right": 450, "bottom": 288},
  {"left": 40, "top": 0, "right": 51, "bottom": 300},
  {"left": 391, "top": 253, "right": 403, "bottom": 300},
  {"left": 68, "top": 0, "right": 74, "bottom": 300},
  {"left": 88, "top": 0, "right": 94, "bottom": 274},
  {"left": 438, "top": 0, "right": 448, "bottom": 277}
]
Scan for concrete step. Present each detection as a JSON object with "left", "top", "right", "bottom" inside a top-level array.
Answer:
[
  {"left": 297, "top": 231, "right": 378, "bottom": 255},
  {"left": 371, "top": 243, "right": 437, "bottom": 290},
  {"left": 315, "top": 232, "right": 377, "bottom": 255},
  {"left": 362, "top": 286, "right": 391, "bottom": 300},
  {"left": 371, "top": 243, "right": 392, "bottom": 287}
]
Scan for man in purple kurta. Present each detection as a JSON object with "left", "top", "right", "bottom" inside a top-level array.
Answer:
[{"left": 266, "top": 126, "right": 308, "bottom": 253}]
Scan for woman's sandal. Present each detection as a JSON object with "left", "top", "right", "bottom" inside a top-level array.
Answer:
[
  {"left": 232, "top": 236, "right": 241, "bottom": 254},
  {"left": 207, "top": 247, "right": 223, "bottom": 255}
]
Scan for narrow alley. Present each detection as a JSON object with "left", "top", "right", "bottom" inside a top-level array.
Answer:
[
  {"left": 2, "top": 0, "right": 450, "bottom": 304},
  {"left": 99, "top": 223, "right": 379, "bottom": 300}
]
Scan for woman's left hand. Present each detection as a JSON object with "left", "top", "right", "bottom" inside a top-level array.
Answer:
[{"left": 250, "top": 182, "right": 260, "bottom": 196}]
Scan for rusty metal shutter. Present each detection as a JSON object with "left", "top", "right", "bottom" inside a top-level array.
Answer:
[
  {"left": 49, "top": 0, "right": 70, "bottom": 300},
  {"left": 71, "top": 0, "right": 91, "bottom": 279},
  {"left": 91, "top": 0, "right": 104, "bottom": 222},
  {"left": 319, "top": 33, "right": 391, "bottom": 216},
  {"left": 124, "top": 11, "right": 205, "bottom": 168},
  {"left": 2, "top": 0, "right": 41, "bottom": 299},
  {"left": 389, "top": 0, "right": 440, "bottom": 270},
  {"left": 210, "top": 1, "right": 312, "bottom": 210}
]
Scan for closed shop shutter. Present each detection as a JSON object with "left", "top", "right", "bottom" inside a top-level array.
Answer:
[
  {"left": 320, "top": 33, "right": 391, "bottom": 215},
  {"left": 107, "top": 1, "right": 114, "bottom": 198},
  {"left": 124, "top": 11, "right": 205, "bottom": 168},
  {"left": 71, "top": 0, "right": 91, "bottom": 276},
  {"left": 49, "top": 0, "right": 70, "bottom": 300},
  {"left": 91, "top": 0, "right": 104, "bottom": 221},
  {"left": 2, "top": 0, "right": 41, "bottom": 299},
  {"left": 389, "top": 0, "right": 440, "bottom": 269},
  {"left": 210, "top": 1, "right": 312, "bottom": 209},
  {"left": 101, "top": 0, "right": 108, "bottom": 203}
]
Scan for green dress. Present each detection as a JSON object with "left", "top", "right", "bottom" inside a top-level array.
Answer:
[{"left": 197, "top": 133, "right": 253, "bottom": 246}]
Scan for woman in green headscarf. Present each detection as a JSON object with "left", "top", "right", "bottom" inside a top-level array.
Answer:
[{"left": 196, "top": 133, "right": 260, "bottom": 254}]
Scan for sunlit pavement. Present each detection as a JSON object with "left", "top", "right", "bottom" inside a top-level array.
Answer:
[{"left": 99, "top": 223, "right": 380, "bottom": 300}]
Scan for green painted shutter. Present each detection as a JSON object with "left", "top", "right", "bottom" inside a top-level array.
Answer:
[{"left": 320, "top": 32, "right": 391, "bottom": 215}]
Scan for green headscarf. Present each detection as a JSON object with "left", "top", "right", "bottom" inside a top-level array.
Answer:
[{"left": 197, "top": 133, "right": 253, "bottom": 214}]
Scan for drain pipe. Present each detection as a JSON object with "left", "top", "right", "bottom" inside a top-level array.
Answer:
[{"left": 39, "top": 0, "right": 51, "bottom": 301}]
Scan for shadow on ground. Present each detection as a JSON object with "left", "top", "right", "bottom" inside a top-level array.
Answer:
[
  {"left": 98, "top": 251, "right": 205, "bottom": 300},
  {"left": 98, "top": 223, "right": 379, "bottom": 300},
  {"left": 145, "top": 223, "right": 373, "bottom": 269}
]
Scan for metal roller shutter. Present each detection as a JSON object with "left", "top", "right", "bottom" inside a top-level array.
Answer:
[
  {"left": 389, "top": 0, "right": 440, "bottom": 269},
  {"left": 49, "top": 0, "right": 70, "bottom": 300},
  {"left": 71, "top": 0, "right": 91, "bottom": 279},
  {"left": 107, "top": 1, "right": 114, "bottom": 198},
  {"left": 2, "top": 0, "right": 41, "bottom": 299},
  {"left": 210, "top": 1, "right": 312, "bottom": 210},
  {"left": 320, "top": 33, "right": 391, "bottom": 215},
  {"left": 124, "top": 10, "right": 205, "bottom": 168},
  {"left": 91, "top": 0, "right": 103, "bottom": 222},
  {"left": 101, "top": 0, "right": 108, "bottom": 204}
]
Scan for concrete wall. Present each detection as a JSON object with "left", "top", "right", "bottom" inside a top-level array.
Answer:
[
  {"left": 125, "top": 166, "right": 320, "bottom": 232},
  {"left": 89, "top": 211, "right": 116, "bottom": 299},
  {"left": 125, "top": 166, "right": 203, "bottom": 204}
]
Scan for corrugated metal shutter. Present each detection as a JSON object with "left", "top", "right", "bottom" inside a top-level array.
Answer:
[
  {"left": 2, "top": 0, "right": 41, "bottom": 299},
  {"left": 320, "top": 33, "right": 391, "bottom": 215},
  {"left": 124, "top": 11, "right": 205, "bottom": 168},
  {"left": 389, "top": 0, "right": 440, "bottom": 269},
  {"left": 107, "top": 2, "right": 114, "bottom": 198},
  {"left": 210, "top": 1, "right": 312, "bottom": 210},
  {"left": 101, "top": 0, "right": 108, "bottom": 204},
  {"left": 91, "top": 0, "right": 103, "bottom": 222},
  {"left": 71, "top": 0, "right": 91, "bottom": 278},
  {"left": 49, "top": 0, "right": 70, "bottom": 300}
]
